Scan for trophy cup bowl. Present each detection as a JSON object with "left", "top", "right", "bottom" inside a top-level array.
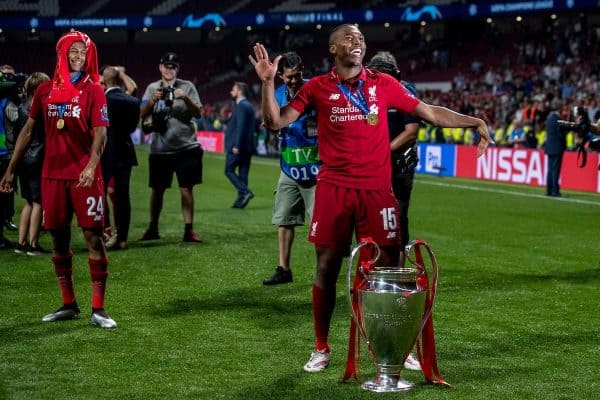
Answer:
[{"left": 347, "top": 242, "right": 428, "bottom": 393}]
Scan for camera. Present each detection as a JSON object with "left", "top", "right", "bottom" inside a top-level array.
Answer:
[
  {"left": 0, "top": 71, "right": 27, "bottom": 101},
  {"left": 558, "top": 106, "right": 600, "bottom": 168},
  {"left": 141, "top": 109, "right": 170, "bottom": 135},
  {"left": 161, "top": 85, "right": 175, "bottom": 107},
  {"left": 557, "top": 106, "right": 591, "bottom": 138}
]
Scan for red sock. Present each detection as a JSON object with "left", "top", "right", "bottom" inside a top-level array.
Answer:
[
  {"left": 312, "top": 284, "right": 336, "bottom": 353},
  {"left": 89, "top": 257, "right": 109, "bottom": 310},
  {"left": 52, "top": 252, "right": 76, "bottom": 305}
]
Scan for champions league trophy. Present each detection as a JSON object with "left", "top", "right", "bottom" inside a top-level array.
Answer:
[{"left": 345, "top": 238, "right": 446, "bottom": 393}]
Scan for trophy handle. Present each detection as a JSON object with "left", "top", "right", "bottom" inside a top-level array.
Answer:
[
  {"left": 346, "top": 238, "right": 380, "bottom": 335},
  {"left": 405, "top": 239, "right": 451, "bottom": 387},
  {"left": 406, "top": 239, "right": 439, "bottom": 329}
]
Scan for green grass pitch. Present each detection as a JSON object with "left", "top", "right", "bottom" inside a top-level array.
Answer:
[{"left": 1, "top": 145, "right": 599, "bottom": 399}]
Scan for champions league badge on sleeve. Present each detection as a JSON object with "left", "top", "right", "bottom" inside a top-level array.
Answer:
[{"left": 101, "top": 104, "right": 109, "bottom": 123}]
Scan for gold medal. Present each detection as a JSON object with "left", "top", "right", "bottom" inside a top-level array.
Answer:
[
  {"left": 56, "top": 118, "right": 65, "bottom": 130},
  {"left": 367, "top": 113, "right": 378, "bottom": 126}
]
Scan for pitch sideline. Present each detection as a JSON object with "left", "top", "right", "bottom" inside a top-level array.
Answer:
[
  {"left": 419, "top": 179, "right": 600, "bottom": 206},
  {"left": 205, "top": 152, "right": 599, "bottom": 206}
]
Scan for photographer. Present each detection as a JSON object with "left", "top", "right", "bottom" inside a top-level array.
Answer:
[
  {"left": 139, "top": 52, "right": 204, "bottom": 243},
  {"left": 555, "top": 105, "right": 600, "bottom": 170},
  {"left": 0, "top": 70, "right": 24, "bottom": 248},
  {"left": 574, "top": 112, "right": 600, "bottom": 146}
]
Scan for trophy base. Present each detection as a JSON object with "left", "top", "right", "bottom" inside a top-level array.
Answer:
[{"left": 362, "top": 374, "right": 415, "bottom": 393}]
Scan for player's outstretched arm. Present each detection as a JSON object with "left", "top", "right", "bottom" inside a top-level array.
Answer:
[{"left": 412, "top": 102, "right": 494, "bottom": 157}]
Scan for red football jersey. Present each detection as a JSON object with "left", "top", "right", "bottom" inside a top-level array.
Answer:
[
  {"left": 288, "top": 67, "right": 419, "bottom": 190},
  {"left": 30, "top": 74, "right": 109, "bottom": 180}
]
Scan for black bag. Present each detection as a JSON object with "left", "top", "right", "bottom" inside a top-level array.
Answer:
[
  {"left": 142, "top": 108, "right": 170, "bottom": 135},
  {"left": 154, "top": 109, "right": 170, "bottom": 134},
  {"left": 392, "top": 144, "right": 418, "bottom": 177}
]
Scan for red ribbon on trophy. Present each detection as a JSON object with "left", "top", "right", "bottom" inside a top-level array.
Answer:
[
  {"left": 341, "top": 238, "right": 373, "bottom": 383},
  {"left": 412, "top": 240, "right": 451, "bottom": 387},
  {"left": 342, "top": 238, "right": 450, "bottom": 387}
]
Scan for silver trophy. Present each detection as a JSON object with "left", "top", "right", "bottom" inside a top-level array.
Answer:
[{"left": 346, "top": 239, "right": 438, "bottom": 393}]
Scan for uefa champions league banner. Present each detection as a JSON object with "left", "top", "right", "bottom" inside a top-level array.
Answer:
[
  {"left": 455, "top": 145, "right": 600, "bottom": 193},
  {"left": 1, "top": 0, "right": 599, "bottom": 31},
  {"left": 414, "top": 144, "right": 456, "bottom": 177}
]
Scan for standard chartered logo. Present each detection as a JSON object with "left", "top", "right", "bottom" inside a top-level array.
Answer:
[{"left": 329, "top": 105, "right": 367, "bottom": 123}]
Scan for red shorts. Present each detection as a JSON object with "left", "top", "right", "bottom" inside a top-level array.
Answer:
[
  {"left": 41, "top": 177, "right": 105, "bottom": 230},
  {"left": 308, "top": 181, "right": 400, "bottom": 251}
]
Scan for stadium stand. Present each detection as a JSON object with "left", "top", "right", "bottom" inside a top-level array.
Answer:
[
  {"left": 1, "top": 1, "right": 597, "bottom": 151},
  {"left": 0, "top": 0, "right": 471, "bottom": 17}
]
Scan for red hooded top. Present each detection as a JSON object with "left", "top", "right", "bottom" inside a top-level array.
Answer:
[{"left": 49, "top": 30, "right": 99, "bottom": 104}]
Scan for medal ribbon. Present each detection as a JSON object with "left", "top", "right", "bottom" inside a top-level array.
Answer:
[
  {"left": 336, "top": 80, "right": 370, "bottom": 117},
  {"left": 57, "top": 104, "right": 66, "bottom": 120},
  {"left": 56, "top": 72, "right": 82, "bottom": 127}
]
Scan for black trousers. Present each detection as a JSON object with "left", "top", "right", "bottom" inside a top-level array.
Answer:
[
  {"left": 110, "top": 163, "right": 134, "bottom": 242},
  {"left": 546, "top": 153, "right": 563, "bottom": 196},
  {"left": 392, "top": 168, "right": 415, "bottom": 248}
]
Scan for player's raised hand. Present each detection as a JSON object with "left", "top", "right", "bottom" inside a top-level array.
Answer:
[
  {"left": 475, "top": 120, "right": 494, "bottom": 158},
  {"left": 249, "top": 43, "right": 281, "bottom": 83}
]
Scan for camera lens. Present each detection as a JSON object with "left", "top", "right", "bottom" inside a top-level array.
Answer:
[{"left": 163, "top": 86, "right": 174, "bottom": 107}]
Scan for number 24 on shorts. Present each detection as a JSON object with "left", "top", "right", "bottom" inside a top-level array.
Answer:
[{"left": 86, "top": 196, "right": 104, "bottom": 222}]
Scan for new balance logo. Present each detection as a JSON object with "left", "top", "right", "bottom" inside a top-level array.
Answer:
[
  {"left": 328, "top": 93, "right": 340, "bottom": 100},
  {"left": 386, "top": 231, "right": 397, "bottom": 239}
]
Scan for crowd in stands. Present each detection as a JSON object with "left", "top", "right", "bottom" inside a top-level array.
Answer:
[
  {"left": 2, "top": 13, "right": 599, "bottom": 156},
  {"left": 411, "top": 16, "right": 599, "bottom": 151},
  {"left": 192, "top": 14, "right": 600, "bottom": 155}
]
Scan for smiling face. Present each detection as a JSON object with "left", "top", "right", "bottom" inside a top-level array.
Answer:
[
  {"left": 67, "top": 41, "right": 86, "bottom": 73},
  {"left": 279, "top": 66, "right": 304, "bottom": 96},
  {"left": 159, "top": 63, "right": 178, "bottom": 83},
  {"left": 329, "top": 25, "right": 366, "bottom": 68}
]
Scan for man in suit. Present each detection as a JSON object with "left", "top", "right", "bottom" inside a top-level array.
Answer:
[
  {"left": 225, "top": 81, "right": 256, "bottom": 208},
  {"left": 544, "top": 99, "right": 566, "bottom": 197},
  {"left": 101, "top": 66, "right": 140, "bottom": 249}
]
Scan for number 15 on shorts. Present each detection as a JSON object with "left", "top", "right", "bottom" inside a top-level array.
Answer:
[{"left": 379, "top": 207, "right": 397, "bottom": 231}]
